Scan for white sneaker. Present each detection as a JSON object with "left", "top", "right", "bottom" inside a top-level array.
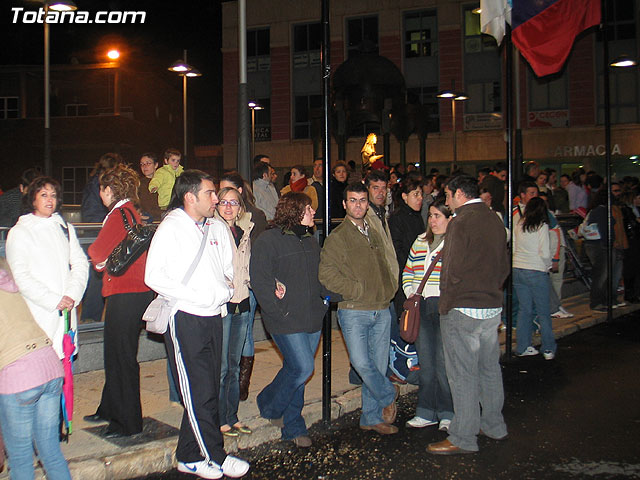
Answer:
[
  {"left": 559, "top": 306, "right": 574, "bottom": 317},
  {"left": 552, "top": 308, "right": 574, "bottom": 319},
  {"left": 221, "top": 456, "right": 250, "bottom": 478},
  {"left": 438, "top": 419, "right": 451, "bottom": 431},
  {"left": 517, "top": 346, "right": 539, "bottom": 357},
  {"left": 177, "top": 460, "right": 223, "bottom": 479},
  {"left": 543, "top": 350, "right": 555, "bottom": 361},
  {"left": 405, "top": 416, "right": 438, "bottom": 428}
]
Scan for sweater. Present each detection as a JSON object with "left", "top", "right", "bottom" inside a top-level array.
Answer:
[
  {"left": 250, "top": 227, "right": 328, "bottom": 335},
  {"left": 87, "top": 201, "right": 151, "bottom": 297},
  {"left": 439, "top": 201, "right": 509, "bottom": 315},
  {"left": 252, "top": 178, "right": 279, "bottom": 221},
  {"left": 389, "top": 203, "right": 425, "bottom": 274},
  {"left": 280, "top": 183, "right": 319, "bottom": 212},
  {"left": 513, "top": 221, "right": 551, "bottom": 272},
  {"left": 402, "top": 236, "right": 445, "bottom": 299},
  {"left": 149, "top": 165, "right": 184, "bottom": 209},
  {"left": 138, "top": 175, "right": 163, "bottom": 221},
  {"left": 6, "top": 213, "right": 89, "bottom": 358},
  {"left": 145, "top": 208, "right": 233, "bottom": 317},
  {"left": 215, "top": 211, "right": 254, "bottom": 303},
  {"left": 0, "top": 260, "right": 63, "bottom": 394},
  {"left": 319, "top": 218, "right": 397, "bottom": 311}
]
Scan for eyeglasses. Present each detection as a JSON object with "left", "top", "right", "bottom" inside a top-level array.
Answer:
[{"left": 219, "top": 200, "right": 240, "bottom": 207}]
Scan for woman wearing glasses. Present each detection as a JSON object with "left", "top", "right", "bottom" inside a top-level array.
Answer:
[{"left": 214, "top": 187, "right": 254, "bottom": 437}]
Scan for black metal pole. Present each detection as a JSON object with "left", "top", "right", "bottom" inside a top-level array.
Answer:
[
  {"left": 505, "top": 25, "right": 514, "bottom": 358},
  {"left": 321, "top": 0, "right": 332, "bottom": 427},
  {"left": 602, "top": 0, "right": 613, "bottom": 321}
]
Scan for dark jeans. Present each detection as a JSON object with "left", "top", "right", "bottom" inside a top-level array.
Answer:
[
  {"left": 585, "top": 244, "right": 623, "bottom": 307},
  {"left": 414, "top": 297, "right": 453, "bottom": 421}
]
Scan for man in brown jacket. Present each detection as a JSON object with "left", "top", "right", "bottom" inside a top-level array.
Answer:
[{"left": 427, "top": 174, "right": 510, "bottom": 456}]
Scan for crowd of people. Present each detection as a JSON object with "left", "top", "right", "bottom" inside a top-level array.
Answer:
[{"left": 0, "top": 149, "right": 639, "bottom": 479}]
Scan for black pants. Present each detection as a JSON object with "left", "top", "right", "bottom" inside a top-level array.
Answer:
[
  {"left": 97, "top": 290, "right": 154, "bottom": 435},
  {"left": 165, "top": 311, "right": 226, "bottom": 466}
]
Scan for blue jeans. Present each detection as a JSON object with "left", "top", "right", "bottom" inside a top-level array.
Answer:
[
  {"left": 338, "top": 308, "right": 397, "bottom": 426},
  {"left": 241, "top": 289, "right": 257, "bottom": 357},
  {"left": 585, "top": 244, "right": 624, "bottom": 308},
  {"left": 0, "top": 377, "right": 71, "bottom": 480},
  {"left": 219, "top": 310, "right": 250, "bottom": 426},
  {"left": 513, "top": 268, "right": 557, "bottom": 355},
  {"left": 257, "top": 330, "right": 321, "bottom": 440},
  {"left": 414, "top": 297, "right": 453, "bottom": 421}
]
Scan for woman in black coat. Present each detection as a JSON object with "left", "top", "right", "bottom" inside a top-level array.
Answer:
[
  {"left": 329, "top": 161, "right": 349, "bottom": 219},
  {"left": 388, "top": 177, "right": 425, "bottom": 318}
]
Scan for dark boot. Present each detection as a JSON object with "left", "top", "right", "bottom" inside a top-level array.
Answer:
[{"left": 238, "top": 355, "right": 254, "bottom": 401}]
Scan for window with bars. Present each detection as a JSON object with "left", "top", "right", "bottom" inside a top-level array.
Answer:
[
  {"left": 62, "top": 166, "right": 91, "bottom": 205},
  {"left": 463, "top": 4, "right": 497, "bottom": 54},
  {"left": 404, "top": 10, "right": 438, "bottom": 58},
  {"left": 0, "top": 97, "right": 19, "bottom": 119},
  {"left": 247, "top": 28, "right": 270, "bottom": 72},
  {"left": 293, "top": 94, "right": 322, "bottom": 139}
]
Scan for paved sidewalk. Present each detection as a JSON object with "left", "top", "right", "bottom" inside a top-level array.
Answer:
[{"left": 3, "top": 294, "right": 637, "bottom": 480}]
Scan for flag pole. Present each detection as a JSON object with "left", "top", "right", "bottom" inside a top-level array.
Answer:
[{"left": 505, "top": 23, "right": 514, "bottom": 359}]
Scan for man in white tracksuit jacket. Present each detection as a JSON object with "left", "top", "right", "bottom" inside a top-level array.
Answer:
[{"left": 145, "top": 170, "right": 249, "bottom": 479}]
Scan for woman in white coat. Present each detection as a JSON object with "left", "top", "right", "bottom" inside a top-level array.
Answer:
[{"left": 6, "top": 177, "right": 89, "bottom": 358}]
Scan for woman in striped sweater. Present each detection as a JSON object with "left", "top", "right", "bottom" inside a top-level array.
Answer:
[{"left": 402, "top": 199, "right": 453, "bottom": 431}]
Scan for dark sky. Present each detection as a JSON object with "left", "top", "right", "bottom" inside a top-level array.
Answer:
[{"left": 1, "top": 0, "right": 224, "bottom": 144}]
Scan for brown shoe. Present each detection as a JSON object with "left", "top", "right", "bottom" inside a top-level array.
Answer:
[
  {"left": 292, "top": 435, "right": 312, "bottom": 448},
  {"left": 238, "top": 355, "right": 254, "bottom": 401},
  {"left": 382, "top": 384, "right": 399, "bottom": 424},
  {"left": 388, "top": 373, "right": 407, "bottom": 385},
  {"left": 360, "top": 422, "right": 399, "bottom": 435},
  {"left": 427, "top": 439, "right": 476, "bottom": 456}
]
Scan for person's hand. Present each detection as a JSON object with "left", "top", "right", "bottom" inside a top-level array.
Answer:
[
  {"left": 57, "top": 295, "right": 75, "bottom": 311},
  {"left": 551, "top": 263, "right": 559, "bottom": 273},
  {"left": 275, "top": 281, "right": 286, "bottom": 299}
]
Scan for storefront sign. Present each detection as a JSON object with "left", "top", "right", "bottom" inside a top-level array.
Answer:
[
  {"left": 552, "top": 143, "right": 621, "bottom": 157},
  {"left": 463, "top": 113, "right": 502, "bottom": 130},
  {"left": 528, "top": 110, "right": 568, "bottom": 128}
]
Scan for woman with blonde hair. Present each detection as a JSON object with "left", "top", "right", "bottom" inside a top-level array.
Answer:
[
  {"left": 84, "top": 163, "right": 155, "bottom": 437},
  {"left": 214, "top": 187, "right": 254, "bottom": 437}
]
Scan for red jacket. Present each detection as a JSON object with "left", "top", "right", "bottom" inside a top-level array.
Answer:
[{"left": 88, "top": 201, "right": 150, "bottom": 297}]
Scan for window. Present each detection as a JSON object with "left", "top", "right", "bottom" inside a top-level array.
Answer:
[
  {"left": 596, "top": 0, "right": 638, "bottom": 124},
  {"left": 347, "top": 16, "right": 378, "bottom": 58},
  {"left": 466, "top": 81, "right": 501, "bottom": 114},
  {"left": 62, "top": 166, "right": 91, "bottom": 205},
  {"left": 407, "top": 86, "right": 439, "bottom": 133},
  {"left": 529, "top": 70, "right": 568, "bottom": 111},
  {"left": 463, "top": 5, "right": 497, "bottom": 54},
  {"left": 293, "top": 23, "right": 322, "bottom": 69},
  {"left": 0, "top": 97, "right": 19, "bottom": 119},
  {"left": 293, "top": 95, "right": 322, "bottom": 139},
  {"left": 247, "top": 28, "right": 270, "bottom": 72},
  {"left": 404, "top": 10, "right": 438, "bottom": 58},
  {"left": 65, "top": 104, "right": 88, "bottom": 116}
]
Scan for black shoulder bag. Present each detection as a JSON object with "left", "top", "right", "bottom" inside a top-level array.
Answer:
[{"left": 106, "top": 208, "right": 156, "bottom": 276}]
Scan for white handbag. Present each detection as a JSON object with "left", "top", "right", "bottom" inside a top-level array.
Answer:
[{"left": 143, "top": 222, "right": 209, "bottom": 334}]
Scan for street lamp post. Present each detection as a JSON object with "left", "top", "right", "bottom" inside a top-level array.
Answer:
[
  {"left": 169, "top": 50, "right": 201, "bottom": 167},
  {"left": 248, "top": 101, "right": 263, "bottom": 161},
  {"left": 437, "top": 85, "right": 468, "bottom": 172},
  {"left": 43, "top": 0, "right": 77, "bottom": 176}
]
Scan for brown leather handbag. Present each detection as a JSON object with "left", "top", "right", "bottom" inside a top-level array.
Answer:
[{"left": 399, "top": 251, "right": 442, "bottom": 343}]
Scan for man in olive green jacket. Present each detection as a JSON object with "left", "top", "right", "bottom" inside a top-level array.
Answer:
[{"left": 319, "top": 182, "right": 399, "bottom": 436}]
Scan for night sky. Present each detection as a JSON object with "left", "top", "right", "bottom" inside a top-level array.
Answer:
[{"left": 1, "top": 0, "right": 224, "bottom": 144}]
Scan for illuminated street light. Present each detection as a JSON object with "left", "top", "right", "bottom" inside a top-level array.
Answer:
[
  {"left": 438, "top": 86, "right": 468, "bottom": 171},
  {"left": 107, "top": 49, "right": 120, "bottom": 60},
  {"left": 169, "top": 50, "right": 202, "bottom": 166},
  {"left": 248, "top": 101, "right": 264, "bottom": 160},
  {"left": 44, "top": 0, "right": 77, "bottom": 176},
  {"left": 610, "top": 55, "right": 637, "bottom": 68}
]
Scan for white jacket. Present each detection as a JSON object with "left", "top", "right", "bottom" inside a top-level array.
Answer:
[
  {"left": 252, "top": 178, "right": 279, "bottom": 221},
  {"left": 144, "top": 208, "right": 234, "bottom": 317},
  {"left": 513, "top": 220, "right": 551, "bottom": 272},
  {"left": 6, "top": 213, "right": 89, "bottom": 358}
]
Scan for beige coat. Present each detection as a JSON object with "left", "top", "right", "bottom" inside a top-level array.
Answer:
[{"left": 216, "top": 211, "right": 254, "bottom": 303}]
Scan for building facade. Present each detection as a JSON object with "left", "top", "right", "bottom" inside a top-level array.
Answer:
[{"left": 221, "top": 0, "right": 640, "bottom": 180}]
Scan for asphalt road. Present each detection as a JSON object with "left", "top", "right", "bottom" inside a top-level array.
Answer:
[{"left": 137, "top": 311, "right": 640, "bottom": 480}]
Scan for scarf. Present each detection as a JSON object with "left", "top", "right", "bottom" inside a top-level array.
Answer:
[{"left": 290, "top": 177, "right": 308, "bottom": 192}]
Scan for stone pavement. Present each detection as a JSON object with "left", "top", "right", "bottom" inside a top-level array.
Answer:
[{"left": 3, "top": 293, "right": 637, "bottom": 480}]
